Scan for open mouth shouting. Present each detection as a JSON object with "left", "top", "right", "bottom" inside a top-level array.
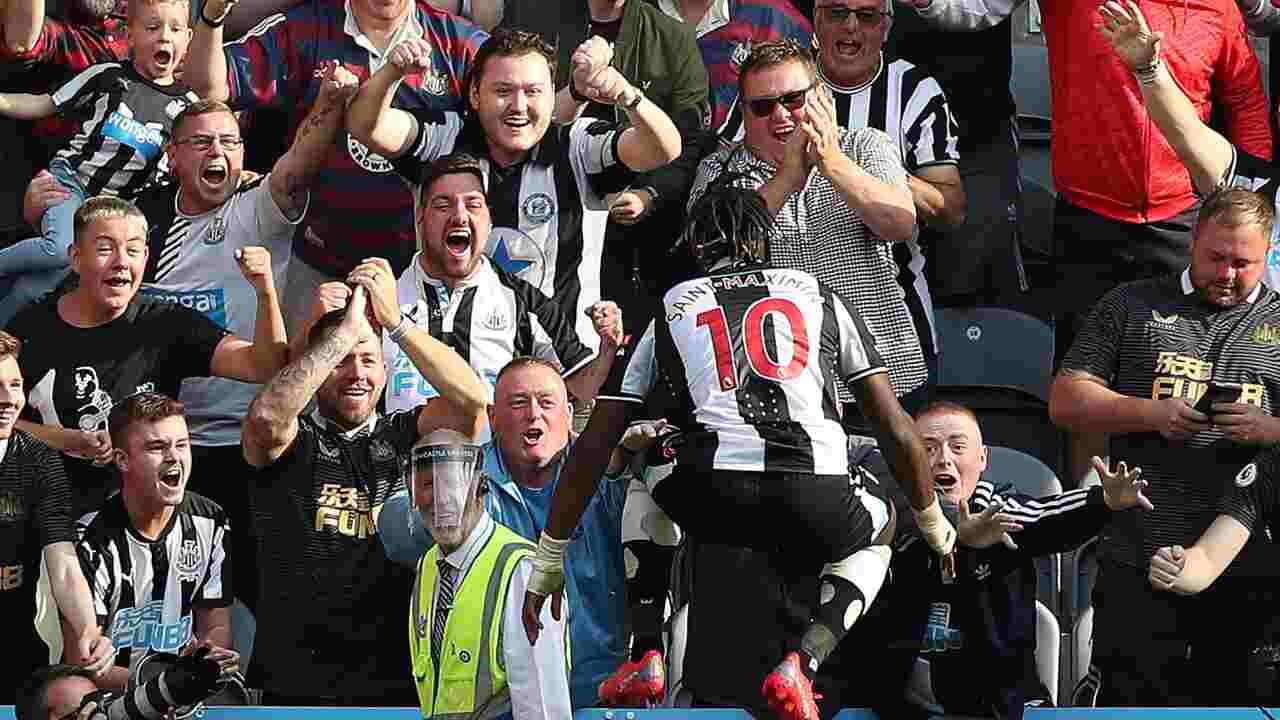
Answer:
[
  {"left": 153, "top": 48, "right": 174, "bottom": 68},
  {"left": 443, "top": 223, "right": 473, "bottom": 259},
  {"left": 159, "top": 464, "right": 184, "bottom": 489},
  {"left": 104, "top": 272, "right": 133, "bottom": 292},
  {"left": 522, "top": 427, "right": 545, "bottom": 447},
  {"left": 200, "top": 158, "right": 229, "bottom": 191},
  {"left": 832, "top": 38, "right": 863, "bottom": 60},
  {"left": 934, "top": 472, "right": 958, "bottom": 492}
]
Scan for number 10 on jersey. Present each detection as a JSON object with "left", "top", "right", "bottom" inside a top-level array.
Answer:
[{"left": 696, "top": 297, "right": 811, "bottom": 392}]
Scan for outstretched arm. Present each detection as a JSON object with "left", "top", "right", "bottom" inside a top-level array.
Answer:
[
  {"left": 186, "top": 0, "right": 237, "bottom": 101},
  {"left": 905, "top": 0, "right": 1025, "bottom": 31},
  {"left": 345, "top": 257, "right": 489, "bottom": 437},
  {"left": 1097, "top": 1, "right": 1234, "bottom": 193},
  {"left": 241, "top": 288, "right": 369, "bottom": 467},
  {"left": 568, "top": 37, "right": 681, "bottom": 172},
  {"left": 269, "top": 61, "right": 358, "bottom": 217},
  {"left": 0, "top": 92, "right": 54, "bottom": 119},
  {"left": 209, "top": 247, "right": 289, "bottom": 383},
  {"left": 346, "top": 38, "right": 432, "bottom": 158}
]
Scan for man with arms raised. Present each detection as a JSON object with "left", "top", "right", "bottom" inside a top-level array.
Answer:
[
  {"left": 240, "top": 270, "right": 488, "bottom": 705},
  {"left": 347, "top": 30, "right": 680, "bottom": 352}
]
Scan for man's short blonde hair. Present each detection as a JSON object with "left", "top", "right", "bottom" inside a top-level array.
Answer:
[{"left": 73, "top": 196, "right": 148, "bottom": 246}]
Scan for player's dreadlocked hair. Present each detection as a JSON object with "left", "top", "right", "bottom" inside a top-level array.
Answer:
[{"left": 676, "top": 174, "right": 774, "bottom": 273}]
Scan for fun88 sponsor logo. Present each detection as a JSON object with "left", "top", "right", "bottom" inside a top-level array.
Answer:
[
  {"left": 110, "top": 599, "right": 193, "bottom": 652},
  {"left": 141, "top": 287, "right": 228, "bottom": 329},
  {"left": 102, "top": 112, "right": 165, "bottom": 161},
  {"left": 388, "top": 353, "right": 498, "bottom": 405}
]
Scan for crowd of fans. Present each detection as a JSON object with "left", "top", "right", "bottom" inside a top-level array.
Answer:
[{"left": 3, "top": 0, "right": 1280, "bottom": 717}]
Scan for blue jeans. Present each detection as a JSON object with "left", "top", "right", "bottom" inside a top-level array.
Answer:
[{"left": 0, "top": 159, "right": 84, "bottom": 325}]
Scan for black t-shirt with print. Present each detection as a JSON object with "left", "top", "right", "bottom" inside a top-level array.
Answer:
[
  {"left": 246, "top": 411, "right": 419, "bottom": 702},
  {"left": 6, "top": 295, "right": 227, "bottom": 516}
]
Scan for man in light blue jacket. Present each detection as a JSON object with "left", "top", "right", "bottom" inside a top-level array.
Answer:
[{"left": 380, "top": 356, "right": 629, "bottom": 708}]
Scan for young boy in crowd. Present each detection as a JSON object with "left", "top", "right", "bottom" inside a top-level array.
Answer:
[{"left": 0, "top": 0, "right": 195, "bottom": 325}]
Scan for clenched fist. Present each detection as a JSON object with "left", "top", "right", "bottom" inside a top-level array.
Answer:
[
  {"left": 389, "top": 38, "right": 434, "bottom": 77},
  {"left": 571, "top": 36, "right": 613, "bottom": 91},
  {"left": 235, "top": 246, "right": 275, "bottom": 295},
  {"left": 318, "top": 60, "right": 359, "bottom": 106}
]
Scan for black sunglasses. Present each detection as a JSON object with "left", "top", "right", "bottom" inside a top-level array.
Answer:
[
  {"left": 818, "top": 5, "right": 888, "bottom": 25},
  {"left": 744, "top": 82, "right": 815, "bottom": 118}
]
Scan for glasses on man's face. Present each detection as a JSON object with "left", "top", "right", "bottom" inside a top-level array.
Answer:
[
  {"left": 174, "top": 134, "right": 244, "bottom": 151},
  {"left": 744, "top": 82, "right": 815, "bottom": 118},
  {"left": 818, "top": 4, "right": 888, "bottom": 26}
]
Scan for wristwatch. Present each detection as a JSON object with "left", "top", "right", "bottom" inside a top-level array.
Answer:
[{"left": 622, "top": 86, "right": 644, "bottom": 110}]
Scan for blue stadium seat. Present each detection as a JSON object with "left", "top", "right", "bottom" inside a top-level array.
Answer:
[
  {"left": 933, "top": 308, "right": 1061, "bottom": 473},
  {"left": 935, "top": 307, "right": 1054, "bottom": 403}
]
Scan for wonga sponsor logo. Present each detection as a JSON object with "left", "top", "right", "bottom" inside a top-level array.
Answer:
[
  {"left": 102, "top": 112, "right": 164, "bottom": 161},
  {"left": 141, "top": 287, "right": 228, "bottom": 329}
]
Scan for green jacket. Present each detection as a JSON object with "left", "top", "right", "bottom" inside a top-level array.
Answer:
[{"left": 500, "top": 0, "right": 710, "bottom": 214}]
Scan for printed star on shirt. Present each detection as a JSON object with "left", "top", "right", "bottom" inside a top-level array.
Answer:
[{"left": 490, "top": 237, "right": 534, "bottom": 275}]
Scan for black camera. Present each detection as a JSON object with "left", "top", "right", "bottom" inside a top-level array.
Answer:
[{"left": 74, "top": 647, "right": 247, "bottom": 720}]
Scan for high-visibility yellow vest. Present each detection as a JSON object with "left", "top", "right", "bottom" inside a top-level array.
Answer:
[{"left": 409, "top": 522, "right": 533, "bottom": 719}]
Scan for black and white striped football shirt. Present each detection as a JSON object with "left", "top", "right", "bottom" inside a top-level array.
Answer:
[
  {"left": 1061, "top": 270, "right": 1280, "bottom": 568},
  {"left": 51, "top": 62, "right": 196, "bottom": 198},
  {"left": 690, "top": 128, "right": 927, "bottom": 401},
  {"left": 74, "top": 492, "right": 230, "bottom": 674},
  {"left": 383, "top": 255, "right": 594, "bottom": 419},
  {"left": 821, "top": 54, "right": 961, "bottom": 353},
  {"left": 601, "top": 264, "right": 886, "bottom": 474},
  {"left": 391, "top": 113, "right": 632, "bottom": 348}
]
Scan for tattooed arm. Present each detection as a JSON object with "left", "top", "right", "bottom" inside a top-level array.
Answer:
[
  {"left": 268, "top": 61, "right": 358, "bottom": 218},
  {"left": 241, "top": 288, "right": 370, "bottom": 467}
]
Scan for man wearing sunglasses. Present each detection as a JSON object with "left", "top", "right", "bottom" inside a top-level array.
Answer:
[
  {"left": 689, "top": 39, "right": 928, "bottom": 425},
  {"left": 810, "top": 0, "right": 962, "bottom": 434}
]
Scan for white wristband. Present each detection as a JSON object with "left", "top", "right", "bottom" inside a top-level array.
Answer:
[
  {"left": 913, "top": 499, "right": 957, "bottom": 556},
  {"left": 528, "top": 531, "right": 570, "bottom": 596}
]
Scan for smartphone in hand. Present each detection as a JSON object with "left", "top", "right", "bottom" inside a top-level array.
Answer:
[{"left": 1194, "top": 380, "right": 1243, "bottom": 418}]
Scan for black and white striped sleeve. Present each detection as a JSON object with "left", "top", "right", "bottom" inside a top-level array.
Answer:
[
  {"left": 195, "top": 509, "right": 232, "bottom": 608},
  {"left": 567, "top": 117, "right": 629, "bottom": 210},
  {"left": 827, "top": 288, "right": 887, "bottom": 384},
  {"left": 74, "top": 519, "right": 115, "bottom": 627},
  {"left": 51, "top": 62, "right": 116, "bottom": 114},
  {"left": 597, "top": 321, "right": 657, "bottom": 405},
  {"left": 390, "top": 108, "right": 465, "bottom": 185},
  {"left": 900, "top": 73, "right": 961, "bottom": 172},
  {"left": 518, "top": 278, "right": 594, "bottom": 378},
  {"left": 971, "top": 481, "right": 1109, "bottom": 558}
]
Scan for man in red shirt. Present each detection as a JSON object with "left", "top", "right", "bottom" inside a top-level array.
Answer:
[{"left": 902, "top": 0, "right": 1272, "bottom": 483}]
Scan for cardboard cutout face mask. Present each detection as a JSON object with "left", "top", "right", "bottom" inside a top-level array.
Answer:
[{"left": 407, "top": 443, "right": 483, "bottom": 531}]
